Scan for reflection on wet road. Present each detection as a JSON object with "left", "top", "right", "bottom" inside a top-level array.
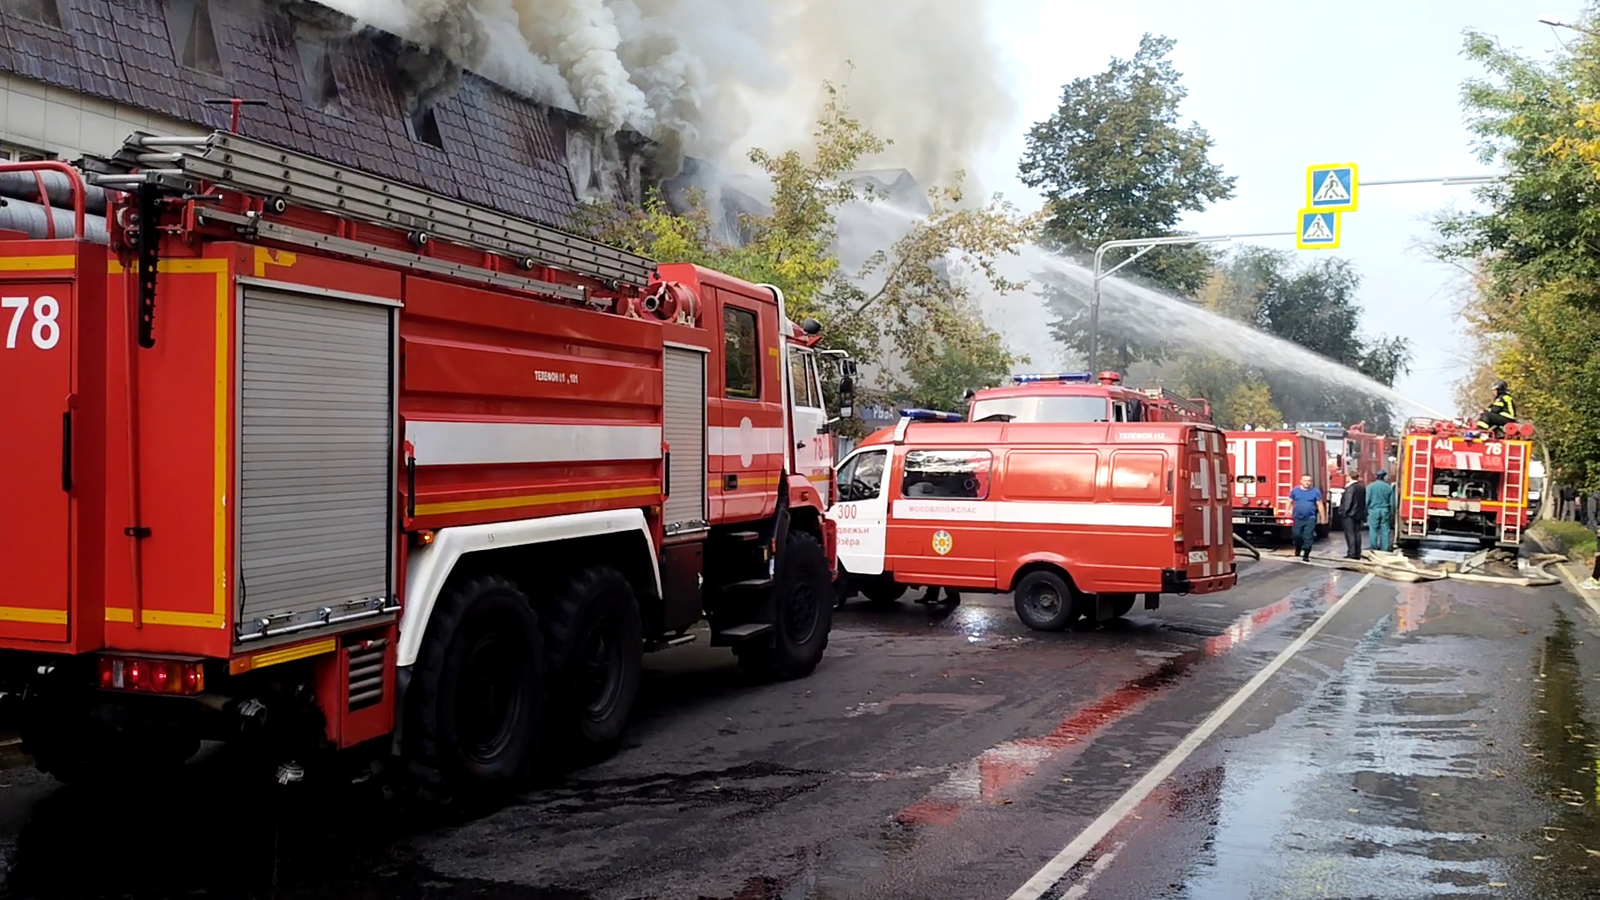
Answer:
[{"left": 2, "top": 539, "right": 1598, "bottom": 900}]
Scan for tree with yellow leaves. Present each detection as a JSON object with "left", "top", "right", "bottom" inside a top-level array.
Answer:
[{"left": 589, "top": 82, "right": 1039, "bottom": 410}]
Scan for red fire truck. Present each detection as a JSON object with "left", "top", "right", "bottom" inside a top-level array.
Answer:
[
  {"left": 1225, "top": 428, "right": 1330, "bottom": 542},
  {"left": 1396, "top": 418, "right": 1534, "bottom": 548},
  {"left": 0, "top": 130, "right": 848, "bottom": 790},
  {"left": 967, "top": 372, "right": 1213, "bottom": 424},
  {"left": 827, "top": 415, "right": 1236, "bottom": 630},
  {"left": 1344, "top": 423, "right": 1396, "bottom": 484}
]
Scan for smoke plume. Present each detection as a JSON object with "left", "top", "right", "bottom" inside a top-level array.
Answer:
[{"left": 314, "top": 0, "right": 1017, "bottom": 186}]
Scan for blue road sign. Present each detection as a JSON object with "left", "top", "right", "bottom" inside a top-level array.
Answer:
[
  {"left": 1306, "top": 164, "right": 1359, "bottom": 212},
  {"left": 1297, "top": 210, "right": 1340, "bottom": 249}
]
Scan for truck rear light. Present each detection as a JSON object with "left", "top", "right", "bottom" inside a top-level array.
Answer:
[{"left": 97, "top": 656, "right": 205, "bottom": 695}]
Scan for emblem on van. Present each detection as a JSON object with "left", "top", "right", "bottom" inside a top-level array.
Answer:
[{"left": 932, "top": 530, "right": 953, "bottom": 556}]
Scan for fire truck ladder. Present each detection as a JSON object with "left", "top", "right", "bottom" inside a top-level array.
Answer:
[
  {"left": 1499, "top": 441, "right": 1528, "bottom": 546},
  {"left": 1401, "top": 436, "right": 1432, "bottom": 539},
  {"left": 1274, "top": 440, "right": 1294, "bottom": 518},
  {"left": 84, "top": 130, "right": 656, "bottom": 290}
]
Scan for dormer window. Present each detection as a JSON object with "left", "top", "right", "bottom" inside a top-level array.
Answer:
[
  {"left": 166, "top": 0, "right": 223, "bottom": 76},
  {"left": 14, "top": 0, "right": 63, "bottom": 27},
  {"left": 407, "top": 106, "right": 444, "bottom": 150},
  {"left": 295, "top": 37, "right": 342, "bottom": 115}
]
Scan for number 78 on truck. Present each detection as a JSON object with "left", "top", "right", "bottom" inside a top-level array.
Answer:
[{"left": 0, "top": 128, "right": 856, "bottom": 791}]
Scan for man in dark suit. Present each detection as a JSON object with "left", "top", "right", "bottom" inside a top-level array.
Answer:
[{"left": 1339, "top": 470, "right": 1368, "bottom": 559}]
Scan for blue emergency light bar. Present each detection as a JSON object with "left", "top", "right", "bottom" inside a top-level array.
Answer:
[
  {"left": 899, "top": 408, "right": 965, "bottom": 422},
  {"left": 1010, "top": 372, "right": 1094, "bottom": 384}
]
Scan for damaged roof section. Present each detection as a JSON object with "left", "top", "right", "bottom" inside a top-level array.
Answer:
[{"left": 0, "top": 0, "right": 660, "bottom": 231}]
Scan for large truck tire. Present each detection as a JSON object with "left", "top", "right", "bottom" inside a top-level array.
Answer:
[
  {"left": 405, "top": 575, "right": 544, "bottom": 792},
  {"left": 1014, "top": 569, "right": 1080, "bottom": 632},
  {"left": 737, "top": 531, "right": 834, "bottom": 680},
  {"left": 1108, "top": 593, "right": 1137, "bottom": 619},
  {"left": 542, "top": 566, "right": 644, "bottom": 753}
]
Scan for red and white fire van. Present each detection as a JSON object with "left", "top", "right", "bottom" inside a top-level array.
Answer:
[{"left": 827, "top": 414, "right": 1237, "bottom": 631}]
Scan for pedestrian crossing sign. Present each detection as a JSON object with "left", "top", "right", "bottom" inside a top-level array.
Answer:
[
  {"left": 1305, "top": 163, "right": 1359, "bottom": 212},
  {"left": 1297, "top": 209, "right": 1341, "bottom": 249}
]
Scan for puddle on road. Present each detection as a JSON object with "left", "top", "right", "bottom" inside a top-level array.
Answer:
[
  {"left": 1505, "top": 611, "right": 1600, "bottom": 899},
  {"left": 892, "top": 580, "right": 1346, "bottom": 828}
]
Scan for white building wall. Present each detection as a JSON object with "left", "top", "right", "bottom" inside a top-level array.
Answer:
[{"left": 0, "top": 72, "right": 201, "bottom": 162}]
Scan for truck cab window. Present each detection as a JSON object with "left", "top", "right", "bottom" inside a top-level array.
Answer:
[
  {"left": 901, "top": 450, "right": 992, "bottom": 500},
  {"left": 724, "top": 306, "right": 759, "bottom": 399},
  {"left": 837, "top": 450, "right": 886, "bottom": 501},
  {"left": 788, "top": 348, "right": 819, "bottom": 408},
  {"left": 1113, "top": 402, "right": 1128, "bottom": 422}
]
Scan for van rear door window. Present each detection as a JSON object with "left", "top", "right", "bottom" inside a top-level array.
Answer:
[{"left": 901, "top": 450, "right": 992, "bottom": 500}]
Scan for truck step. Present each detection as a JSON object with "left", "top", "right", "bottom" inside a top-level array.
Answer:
[
  {"left": 726, "top": 530, "right": 762, "bottom": 542},
  {"left": 712, "top": 623, "right": 773, "bottom": 644},
  {"left": 645, "top": 633, "right": 697, "bottom": 652},
  {"left": 723, "top": 578, "right": 775, "bottom": 592}
]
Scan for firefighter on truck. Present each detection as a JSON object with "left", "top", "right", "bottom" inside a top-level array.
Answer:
[
  {"left": 828, "top": 411, "right": 1237, "bottom": 631},
  {"left": 0, "top": 130, "right": 855, "bottom": 793}
]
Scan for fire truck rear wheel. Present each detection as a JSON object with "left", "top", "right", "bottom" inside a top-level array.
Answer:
[
  {"left": 1014, "top": 570, "right": 1081, "bottom": 632},
  {"left": 737, "top": 531, "right": 835, "bottom": 680},
  {"left": 542, "top": 566, "right": 644, "bottom": 752},
  {"left": 406, "top": 575, "right": 544, "bottom": 791}
]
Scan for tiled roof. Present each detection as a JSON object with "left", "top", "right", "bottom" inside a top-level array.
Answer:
[{"left": 0, "top": 0, "right": 627, "bottom": 231}]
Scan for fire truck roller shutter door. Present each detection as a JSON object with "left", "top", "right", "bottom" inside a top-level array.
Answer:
[
  {"left": 236, "top": 287, "right": 396, "bottom": 643},
  {"left": 662, "top": 346, "right": 708, "bottom": 536}
]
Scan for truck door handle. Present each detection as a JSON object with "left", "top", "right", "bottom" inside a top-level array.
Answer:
[
  {"left": 723, "top": 474, "right": 738, "bottom": 491},
  {"left": 61, "top": 410, "right": 73, "bottom": 493}
]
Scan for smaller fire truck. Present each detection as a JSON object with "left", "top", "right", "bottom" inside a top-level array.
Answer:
[
  {"left": 1397, "top": 418, "right": 1535, "bottom": 548},
  {"left": 967, "top": 372, "right": 1213, "bottom": 424},
  {"left": 828, "top": 412, "right": 1237, "bottom": 631},
  {"left": 1225, "top": 427, "right": 1331, "bottom": 542}
]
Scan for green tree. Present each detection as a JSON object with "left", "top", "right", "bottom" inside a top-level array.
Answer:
[
  {"left": 1434, "top": 15, "right": 1600, "bottom": 489},
  {"left": 590, "top": 82, "right": 1037, "bottom": 418},
  {"left": 1019, "top": 33, "right": 1236, "bottom": 369}
]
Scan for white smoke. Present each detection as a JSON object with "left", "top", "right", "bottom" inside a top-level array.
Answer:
[{"left": 312, "top": 0, "right": 1016, "bottom": 185}]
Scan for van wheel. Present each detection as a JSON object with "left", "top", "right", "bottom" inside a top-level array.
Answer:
[
  {"left": 858, "top": 578, "right": 906, "bottom": 606},
  {"left": 406, "top": 576, "right": 544, "bottom": 791},
  {"left": 543, "top": 567, "right": 643, "bottom": 753},
  {"left": 737, "top": 531, "right": 834, "bottom": 679},
  {"left": 1014, "top": 570, "right": 1079, "bottom": 632},
  {"left": 1108, "top": 594, "right": 1137, "bottom": 619}
]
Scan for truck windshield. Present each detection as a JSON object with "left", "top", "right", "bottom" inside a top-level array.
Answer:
[{"left": 970, "top": 396, "right": 1110, "bottom": 423}]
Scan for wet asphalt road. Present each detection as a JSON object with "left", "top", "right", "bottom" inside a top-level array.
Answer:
[{"left": 3, "top": 538, "right": 1600, "bottom": 899}]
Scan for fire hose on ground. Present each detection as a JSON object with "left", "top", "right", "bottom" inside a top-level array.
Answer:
[{"left": 1271, "top": 545, "right": 1564, "bottom": 587}]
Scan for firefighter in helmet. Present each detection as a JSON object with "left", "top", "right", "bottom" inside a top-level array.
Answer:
[{"left": 1476, "top": 380, "right": 1515, "bottom": 433}]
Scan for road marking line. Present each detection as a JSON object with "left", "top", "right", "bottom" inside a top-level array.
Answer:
[
  {"left": 1061, "top": 841, "right": 1124, "bottom": 899},
  {"left": 1558, "top": 563, "right": 1600, "bottom": 619},
  {"left": 1007, "top": 572, "right": 1376, "bottom": 900}
]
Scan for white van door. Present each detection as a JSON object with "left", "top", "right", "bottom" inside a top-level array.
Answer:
[{"left": 828, "top": 447, "right": 890, "bottom": 576}]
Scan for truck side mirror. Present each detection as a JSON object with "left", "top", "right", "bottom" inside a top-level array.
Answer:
[{"left": 838, "top": 374, "right": 855, "bottom": 419}]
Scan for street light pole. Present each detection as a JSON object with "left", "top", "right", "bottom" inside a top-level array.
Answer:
[{"left": 1088, "top": 231, "right": 1294, "bottom": 372}]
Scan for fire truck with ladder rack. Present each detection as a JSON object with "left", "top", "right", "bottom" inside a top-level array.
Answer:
[
  {"left": 1396, "top": 418, "right": 1534, "bottom": 549},
  {"left": 966, "top": 371, "right": 1213, "bottom": 425},
  {"left": 0, "top": 127, "right": 853, "bottom": 791}
]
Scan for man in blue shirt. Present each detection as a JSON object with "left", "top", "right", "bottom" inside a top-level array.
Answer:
[{"left": 1288, "top": 474, "right": 1326, "bottom": 561}]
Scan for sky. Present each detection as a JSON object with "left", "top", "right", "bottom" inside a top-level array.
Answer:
[{"left": 970, "top": 0, "right": 1574, "bottom": 418}]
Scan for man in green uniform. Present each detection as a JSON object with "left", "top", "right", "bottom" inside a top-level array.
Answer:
[{"left": 1366, "top": 470, "right": 1396, "bottom": 552}]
